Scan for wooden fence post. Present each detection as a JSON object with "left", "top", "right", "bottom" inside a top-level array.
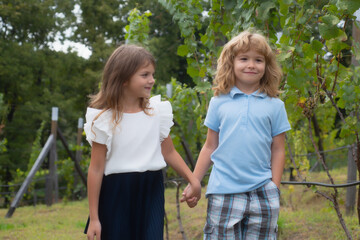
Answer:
[
  {"left": 346, "top": 144, "right": 357, "bottom": 215},
  {"left": 5, "top": 135, "right": 54, "bottom": 218},
  {"left": 76, "top": 118, "right": 83, "bottom": 163},
  {"left": 74, "top": 118, "right": 84, "bottom": 198},
  {"left": 46, "top": 107, "right": 59, "bottom": 206}
]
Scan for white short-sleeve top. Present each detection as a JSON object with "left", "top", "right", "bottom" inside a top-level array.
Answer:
[{"left": 83, "top": 95, "right": 174, "bottom": 176}]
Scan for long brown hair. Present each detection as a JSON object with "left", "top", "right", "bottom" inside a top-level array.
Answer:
[
  {"left": 213, "top": 30, "right": 282, "bottom": 97},
  {"left": 89, "top": 44, "right": 156, "bottom": 126}
]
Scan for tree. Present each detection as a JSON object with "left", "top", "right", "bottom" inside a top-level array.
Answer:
[
  {"left": 0, "top": 0, "right": 94, "bottom": 206},
  {"left": 74, "top": 0, "right": 192, "bottom": 85}
]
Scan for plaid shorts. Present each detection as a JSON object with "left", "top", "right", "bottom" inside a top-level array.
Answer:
[{"left": 204, "top": 181, "right": 280, "bottom": 240}]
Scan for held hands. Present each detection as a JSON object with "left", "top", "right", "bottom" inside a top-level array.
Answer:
[
  {"left": 87, "top": 219, "right": 101, "bottom": 240},
  {"left": 180, "top": 180, "right": 201, "bottom": 208}
]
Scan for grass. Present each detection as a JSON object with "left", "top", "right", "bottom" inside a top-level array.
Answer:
[
  {"left": 0, "top": 167, "right": 359, "bottom": 239},
  {"left": 276, "top": 167, "right": 360, "bottom": 240},
  {"left": 0, "top": 200, "right": 87, "bottom": 240}
]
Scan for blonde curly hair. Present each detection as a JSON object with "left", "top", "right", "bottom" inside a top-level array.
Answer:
[{"left": 213, "top": 30, "right": 282, "bottom": 97}]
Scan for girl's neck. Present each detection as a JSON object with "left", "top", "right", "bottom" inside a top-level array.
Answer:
[{"left": 121, "top": 96, "right": 142, "bottom": 113}]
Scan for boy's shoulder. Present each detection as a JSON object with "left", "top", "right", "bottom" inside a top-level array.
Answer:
[
  {"left": 211, "top": 93, "right": 232, "bottom": 103},
  {"left": 263, "top": 96, "right": 285, "bottom": 105}
]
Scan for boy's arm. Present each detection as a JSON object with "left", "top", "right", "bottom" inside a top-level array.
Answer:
[
  {"left": 87, "top": 142, "right": 107, "bottom": 240},
  {"left": 271, "top": 132, "right": 286, "bottom": 188},
  {"left": 161, "top": 136, "right": 201, "bottom": 200},
  {"left": 193, "top": 128, "right": 219, "bottom": 181},
  {"left": 180, "top": 128, "right": 219, "bottom": 206}
]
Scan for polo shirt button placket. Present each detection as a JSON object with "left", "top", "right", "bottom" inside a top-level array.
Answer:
[{"left": 243, "top": 95, "right": 249, "bottom": 125}]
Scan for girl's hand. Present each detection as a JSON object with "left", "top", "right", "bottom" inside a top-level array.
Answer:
[
  {"left": 180, "top": 184, "right": 190, "bottom": 202},
  {"left": 87, "top": 220, "right": 101, "bottom": 240},
  {"left": 180, "top": 182, "right": 201, "bottom": 208}
]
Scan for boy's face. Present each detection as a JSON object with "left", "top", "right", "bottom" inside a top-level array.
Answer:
[
  {"left": 233, "top": 50, "right": 265, "bottom": 93},
  {"left": 124, "top": 63, "right": 155, "bottom": 99}
]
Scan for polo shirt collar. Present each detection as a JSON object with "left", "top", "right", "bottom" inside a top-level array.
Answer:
[{"left": 229, "top": 86, "right": 267, "bottom": 98}]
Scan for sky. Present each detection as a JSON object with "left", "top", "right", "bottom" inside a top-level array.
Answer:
[
  {"left": 49, "top": 4, "right": 92, "bottom": 59},
  {"left": 50, "top": 40, "right": 91, "bottom": 59},
  {"left": 355, "top": 9, "right": 360, "bottom": 21}
]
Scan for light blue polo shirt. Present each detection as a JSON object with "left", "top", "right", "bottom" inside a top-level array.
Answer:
[{"left": 204, "top": 86, "right": 291, "bottom": 195}]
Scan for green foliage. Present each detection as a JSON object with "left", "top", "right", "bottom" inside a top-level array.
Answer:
[
  {"left": 73, "top": 0, "right": 126, "bottom": 47},
  {"left": 57, "top": 157, "right": 75, "bottom": 202},
  {"left": 0, "top": 39, "right": 89, "bottom": 180},
  {"left": 273, "top": 0, "right": 359, "bottom": 153},
  {"left": 28, "top": 121, "right": 46, "bottom": 169},
  {"left": 155, "top": 78, "right": 211, "bottom": 172},
  {"left": 290, "top": 130, "right": 310, "bottom": 177},
  {"left": 0, "top": 0, "right": 90, "bottom": 197},
  {"left": 58, "top": 144, "right": 90, "bottom": 202},
  {"left": 74, "top": 0, "right": 190, "bottom": 85},
  {"left": 0, "top": 0, "right": 75, "bottom": 45},
  {"left": 125, "top": 8, "right": 152, "bottom": 46},
  {"left": 0, "top": 139, "right": 7, "bottom": 154},
  {"left": 8, "top": 121, "right": 48, "bottom": 203},
  {"left": 0, "top": 93, "right": 8, "bottom": 156},
  {"left": 0, "top": 94, "right": 8, "bottom": 124}
]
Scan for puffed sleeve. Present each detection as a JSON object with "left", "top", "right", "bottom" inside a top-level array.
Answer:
[
  {"left": 150, "top": 95, "right": 174, "bottom": 142},
  {"left": 83, "top": 107, "right": 113, "bottom": 158}
]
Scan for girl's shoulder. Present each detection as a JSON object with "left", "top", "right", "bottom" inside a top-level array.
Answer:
[
  {"left": 84, "top": 108, "right": 113, "bottom": 157},
  {"left": 149, "top": 95, "right": 174, "bottom": 141},
  {"left": 149, "top": 95, "right": 172, "bottom": 115},
  {"left": 85, "top": 107, "right": 112, "bottom": 126}
]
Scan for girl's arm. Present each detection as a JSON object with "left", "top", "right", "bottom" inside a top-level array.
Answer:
[
  {"left": 193, "top": 128, "right": 219, "bottom": 181},
  {"left": 161, "top": 135, "right": 201, "bottom": 202},
  {"left": 270, "top": 132, "right": 286, "bottom": 188},
  {"left": 87, "top": 142, "right": 107, "bottom": 240}
]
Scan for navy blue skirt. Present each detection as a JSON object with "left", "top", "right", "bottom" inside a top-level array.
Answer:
[{"left": 84, "top": 170, "right": 164, "bottom": 240}]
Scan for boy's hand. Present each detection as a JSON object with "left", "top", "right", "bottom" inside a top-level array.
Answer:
[{"left": 180, "top": 183, "right": 201, "bottom": 208}]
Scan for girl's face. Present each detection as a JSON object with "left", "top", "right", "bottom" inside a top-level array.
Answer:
[
  {"left": 124, "top": 63, "right": 155, "bottom": 99},
  {"left": 233, "top": 49, "right": 265, "bottom": 93}
]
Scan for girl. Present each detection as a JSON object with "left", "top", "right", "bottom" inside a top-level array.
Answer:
[
  {"left": 84, "top": 44, "right": 201, "bottom": 240},
  {"left": 183, "top": 30, "right": 291, "bottom": 239}
]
